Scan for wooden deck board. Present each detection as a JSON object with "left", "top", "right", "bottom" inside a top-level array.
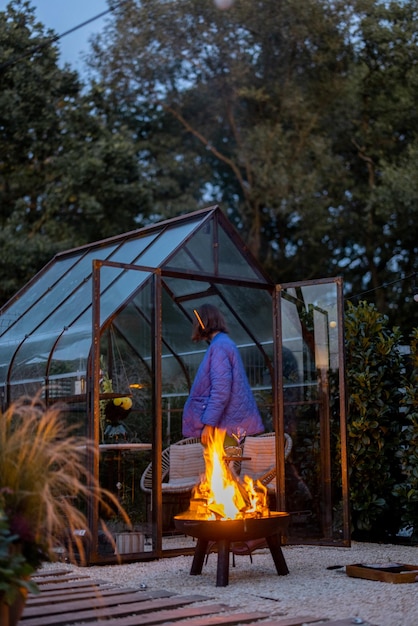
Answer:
[
  {"left": 323, "top": 620, "right": 378, "bottom": 626},
  {"left": 18, "top": 570, "right": 373, "bottom": 626},
  {"left": 32, "top": 573, "right": 92, "bottom": 584},
  {"left": 31, "top": 569, "right": 73, "bottom": 578},
  {"left": 22, "top": 590, "right": 178, "bottom": 618},
  {"left": 249, "top": 618, "right": 379, "bottom": 626},
  {"left": 228, "top": 618, "right": 329, "bottom": 626},
  {"left": 150, "top": 611, "right": 275, "bottom": 626},
  {"left": 71, "top": 603, "right": 231, "bottom": 626},
  {"left": 25, "top": 584, "right": 133, "bottom": 604},
  {"left": 20, "top": 593, "right": 210, "bottom": 626},
  {"left": 29, "top": 578, "right": 110, "bottom": 593}
]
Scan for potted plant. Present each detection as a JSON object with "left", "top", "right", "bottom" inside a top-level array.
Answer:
[
  {"left": 99, "top": 358, "right": 133, "bottom": 443},
  {"left": 0, "top": 396, "right": 130, "bottom": 625},
  {"left": 0, "top": 503, "right": 41, "bottom": 625}
]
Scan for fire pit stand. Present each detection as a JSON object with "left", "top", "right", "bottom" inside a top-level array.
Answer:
[{"left": 174, "top": 512, "right": 290, "bottom": 587}]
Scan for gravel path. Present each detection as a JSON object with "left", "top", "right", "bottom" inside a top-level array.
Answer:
[{"left": 42, "top": 541, "right": 417, "bottom": 626}]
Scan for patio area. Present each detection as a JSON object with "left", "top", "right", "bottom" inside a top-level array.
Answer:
[{"left": 25, "top": 540, "right": 417, "bottom": 626}]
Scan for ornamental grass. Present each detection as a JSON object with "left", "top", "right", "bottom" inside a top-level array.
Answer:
[{"left": 0, "top": 396, "right": 130, "bottom": 577}]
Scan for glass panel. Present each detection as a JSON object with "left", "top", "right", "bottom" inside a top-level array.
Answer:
[
  {"left": 162, "top": 276, "right": 212, "bottom": 299},
  {"left": 215, "top": 285, "right": 275, "bottom": 429},
  {"left": 0, "top": 255, "right": 78, "bottom": 331},
  {"left": 157, "top": 280, "right": 274, "bottom": 445},
  {"left": 50, "top": 325, "right": 92, "bottom": 396},
  {"left": 138, "top": 219, "right": 204, "bottom": 267},
  {"left": 10, "top": 331, "right": 59, "bottom": 391},
  {"left": 9, "top": 380, "right": 44, "bottom": 403},
  {"left": 216, "top": 284, "right": 274, "bottom": 347},
  {"left": 21, "top": 266, "right": 150, "bottom": 337},
  {"left": 163, "top": 246, "right": 209, "bottom": 274},
  {"left": 98, "top": 268, "right": 151, "bottom": 326},
  {"left": 97, "top": 291, "right": 154, "bottom": 558},
  {"left": 98, "top": 444, "right": 153, "bottom": 557},
  {"left": 94, "top": 267, "right": 154, "bottom": 557},
  {"left": 60, "top": 401, "right": 89, "bottom": 437},
  {"left": 1, "top": 245, "right": 120, "bottom": 340},
  {"left": 108, "top": 233, "right": 158, "bottom": 264},
  {"left": 6, "top": 268, "right": 152, "bottom": 393},
  {"left": 160, "top": 288, "right": 201, "bottom": 447},
  {"left": 113, "top": 293, "right": 153, "bottom": 368},
  {"left": 161, "top": 288, "right": 197, "bottom": 357},
  {"left": 0, "top": 341, "right": 20, "bottom": 386},
  {"left": 279, "top": 280, "right": 347, "bottom": 544},
  {"left": 217, "top": 225, "right": 267, "bottom": 281},
  {"left": 165, "top": 219, "right": 214, "bottom": 273},
  {"left": 35, "top": 280, "right": 94, "bottom": 333},
  {"left": 165, "top": 218, "right": 270, "bottom": 283}
]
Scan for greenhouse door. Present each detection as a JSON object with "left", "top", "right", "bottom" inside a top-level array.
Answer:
[{"left": 275, "top": 277, "right": 350, "bottom": 545}]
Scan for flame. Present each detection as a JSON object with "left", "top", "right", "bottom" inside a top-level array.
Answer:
[{"left": 180, "top": 428, "right": 269, "bottom": 521}]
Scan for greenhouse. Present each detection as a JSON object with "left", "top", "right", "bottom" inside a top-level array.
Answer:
[{"left": 0, "top": 206, "right": 349, "bottom": 564}]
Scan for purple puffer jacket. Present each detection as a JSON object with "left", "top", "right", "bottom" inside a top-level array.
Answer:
[{"left": 182, "top": 332, "right": 264, "bottom": 438}]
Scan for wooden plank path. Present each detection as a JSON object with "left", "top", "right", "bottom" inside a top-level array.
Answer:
[{"left": 18, "top": 569, "right": 378, "bottom": 626}]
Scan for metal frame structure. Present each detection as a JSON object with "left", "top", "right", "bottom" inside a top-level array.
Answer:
[{"left": 0, "top": 206, "right": 350, "bottom": 563}]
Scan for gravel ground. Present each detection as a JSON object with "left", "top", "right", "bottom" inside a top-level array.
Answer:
[{"left": 42, "top": 541, "right": 417, "bottom": 626}]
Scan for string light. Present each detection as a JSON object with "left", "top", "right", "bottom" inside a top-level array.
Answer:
[
  {"left": 413, "top": 274, "right": 418, "bottom": 302},
  {"left": 348, "top": 272, "right": 417, "bottom": 302}
]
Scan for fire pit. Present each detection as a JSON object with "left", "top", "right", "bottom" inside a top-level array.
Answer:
[
  {"left": 174, "top": 429, "right": 290, "bottom": 586},
  {"left": 174, "top": 511, "right": 290, "bottom": 586}
]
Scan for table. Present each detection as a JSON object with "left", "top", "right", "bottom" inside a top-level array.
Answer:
[
  {"left": 99, "top": 443, "right": 152, "bottom": 451},
  {"left": 223, "top": 455, "right": 251, "bottom": 477}
]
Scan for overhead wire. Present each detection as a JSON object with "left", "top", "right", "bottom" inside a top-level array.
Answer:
[
  {"left": 1, "top": 3, "right": 417, "bottom": 308},
  {"left": 347, "top": 271, "right": 417, "bottom": 302},
  {"left": 0, "top": 0, "right": 128, "bottom": 72}
]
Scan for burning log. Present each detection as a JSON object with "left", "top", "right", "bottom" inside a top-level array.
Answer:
[
  {"left": 180, "top": 428, "right": 270, "bottom": 521},
  {"left": 174, "top": 429, "right": 289, "bottom": 587}
]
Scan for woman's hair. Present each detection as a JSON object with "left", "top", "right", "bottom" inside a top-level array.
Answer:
[{"left": 192, "top": 303, "right": 229, "bottom": 342}]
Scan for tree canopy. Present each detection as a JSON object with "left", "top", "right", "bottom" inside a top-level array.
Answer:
[
  {"left": 88, "top": 0, "right": 418, "bottom": 333},
  {"left": 0, "top": 0, "right": 150, "bottom": 303},
  {"left": 1, "top": 0, "right": 417, "bottom": 333}
]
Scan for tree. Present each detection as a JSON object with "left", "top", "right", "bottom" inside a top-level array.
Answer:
[
  {"left": 88, "top": 0, "right": 353, "bottom": 279},
  {"left": 2, "top": 1, "right": 417, "bottom": 333},
  {"left": 88, "top": 0, "right": 418, "bottom": 332},
  {"left": 329, "top": 0, "right": 418, "bottom": 332},
  {"left": 0, "top": 0, "right": 150, "bottom": 305}
]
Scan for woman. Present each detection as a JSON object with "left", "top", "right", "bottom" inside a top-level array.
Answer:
[{"left": 182, "top": 303, "right": 264, "bottom": 445}]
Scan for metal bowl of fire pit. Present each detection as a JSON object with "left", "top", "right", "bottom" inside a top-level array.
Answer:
[
  {"left": 174, "top": 512, "right": 290, "bottom": 586},
  {"left": 174, "top": 511, "right": 289, "bottom": 542}
]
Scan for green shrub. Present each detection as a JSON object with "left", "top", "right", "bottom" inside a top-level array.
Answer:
[
  {"left": 393, "top": 329, "right": 418, "bottom": 539},
  {"left": 345, "top": 301, "right": 405, "bottom": 539}
]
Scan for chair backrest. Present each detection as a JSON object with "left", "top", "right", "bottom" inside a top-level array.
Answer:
[
  {"left": 240, "top": 432, "right": 292, "bottom": 489},
  {"left": 169, "top": 440, "right": 205, "bottom": 484},
  {"left": 140, "top": 437, "right": 204, "bottom": 493},
  {"left": 240, "top": 434, "right": 276, "bottom": 480}
]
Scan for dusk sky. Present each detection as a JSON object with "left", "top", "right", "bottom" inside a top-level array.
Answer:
[{"left": 23, "top": 0, "right": 110, "bottom": 72}]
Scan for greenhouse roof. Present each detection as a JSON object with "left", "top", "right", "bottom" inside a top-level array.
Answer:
[{"left": 0, "top": 206, "right": 272, "bottom": 389}]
